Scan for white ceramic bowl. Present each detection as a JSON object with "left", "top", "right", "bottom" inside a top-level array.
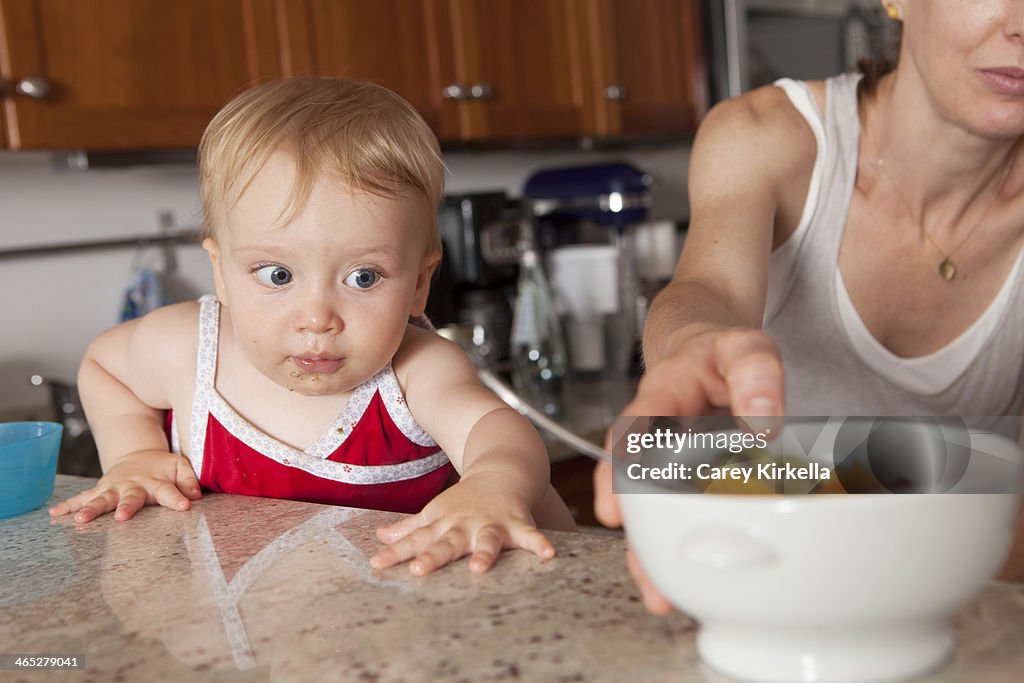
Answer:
[{"left": 617, "top": 420, "right": 1022, "bottom": 683}]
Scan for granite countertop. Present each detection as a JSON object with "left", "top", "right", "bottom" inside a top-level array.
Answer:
[{"left": 2, "top": 476, "right": 1023, "bottom": 682}]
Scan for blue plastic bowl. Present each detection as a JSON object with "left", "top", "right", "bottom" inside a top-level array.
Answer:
[{"left": 0, "top": 422, "right": 63, "bottom": 519}]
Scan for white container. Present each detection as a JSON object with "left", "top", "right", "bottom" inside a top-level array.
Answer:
[
  {"left": 547, "top": 245, "right": 624, "bottom": 373},
  {"left": 617, "top": 423, "right": 1022, "bottom": 683}
]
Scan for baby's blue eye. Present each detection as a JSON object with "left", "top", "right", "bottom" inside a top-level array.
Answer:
[
  {"left": 344, "top": 269, "right": 381, "bottom": 290},
  {"left": 254, "top": 265, "right": 292, "bottom": 287}
]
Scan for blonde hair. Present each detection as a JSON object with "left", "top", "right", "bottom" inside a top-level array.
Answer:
[{"left": 199, "top": 77, "right": 445, "bottom": 251}]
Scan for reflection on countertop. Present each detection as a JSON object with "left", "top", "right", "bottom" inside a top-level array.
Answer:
[{"left": 2, "top": 476, "right": 1023, "bottom": 682}]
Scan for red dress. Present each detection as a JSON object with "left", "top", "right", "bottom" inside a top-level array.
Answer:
[{"left": 168, "top": 296, "right": 452, "bottom": 514}]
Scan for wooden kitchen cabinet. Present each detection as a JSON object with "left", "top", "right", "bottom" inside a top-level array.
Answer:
[
  {"left": 434, "top": 0, "right": 586, "bottom": 142},
  {"left": 273, "top": 0, "right": 446, "bottom": 135},
  {"left": 576, "top": 0, "right": 708, "bottom": 138},
  {"left": 0, "top": 0, "right": 706, "bottom": 151},
  {"left": 0, "top": 0, "right": 281, "bottom": 150},
  {"left": 279, "top": 0, "right": 587, "bottom": 143}
]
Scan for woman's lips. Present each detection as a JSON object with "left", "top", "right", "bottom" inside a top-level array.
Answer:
[
  {"left": 292, "top": 356, "right": 343, "bottom": 374},
  {"left": 979, "top": 68, "right": 1024, "bottom": 96}
]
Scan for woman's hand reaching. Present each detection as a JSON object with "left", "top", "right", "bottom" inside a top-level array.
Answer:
[{"left": 594, "top": 326, "right": 786, "bottom": 613}]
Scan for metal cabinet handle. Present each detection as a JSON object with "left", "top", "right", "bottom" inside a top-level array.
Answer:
[
  {"left": 468, "top": 83, "right": 493, "bottom": 100},
  {"left": 14, "top": 76, "right": 51, "bottom": 99},
  {"left": 442, "top": 83, "right": 469, "bottom": 100},
  {"left": 603, "top": 84, "right": 629, "bottom": 101}
]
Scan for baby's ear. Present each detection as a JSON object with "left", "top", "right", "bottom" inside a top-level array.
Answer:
[
  {"left": 203, "top": 238, "right": 229, "bottom": 304},
  {"left": 410, "top": 249, "right": 442, "bottom": 316}
]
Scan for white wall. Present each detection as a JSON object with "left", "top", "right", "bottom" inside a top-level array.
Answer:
[{"left": 0, "top": 142, "right": 690, "bottom": 416}]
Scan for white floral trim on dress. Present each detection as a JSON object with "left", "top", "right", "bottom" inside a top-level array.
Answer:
[{"left": 184, "top": 296, "right": 448, "bottom": 484}]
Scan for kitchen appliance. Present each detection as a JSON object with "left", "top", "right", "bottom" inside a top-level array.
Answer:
[
  {"left": 522, "top": 162, "right": 652, "bottom": 375},
  {"left": 427, "top": 192, "right": 519, "bottom": 361},
  {"left": 707, "top": 0, "right": 897, "bottom": 100},
  {"left": 29, "top": 375, "right": 101, "bottom": 477}
]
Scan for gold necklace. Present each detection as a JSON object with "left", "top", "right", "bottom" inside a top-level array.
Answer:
[{"left": 869, "top": 133, "right": 1013, "bottom": 282}]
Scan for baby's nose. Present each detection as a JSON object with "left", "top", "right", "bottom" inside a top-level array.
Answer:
[{"left": 295, "top": 298, "right": 343, "bottom": 336}]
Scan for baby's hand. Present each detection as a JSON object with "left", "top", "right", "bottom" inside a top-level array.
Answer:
[
  {"left": 49, "top": 450, "right": 201, "bottom": 523},
  {"left": 371, "top": 472, "right": 555, "bottom": 575}
]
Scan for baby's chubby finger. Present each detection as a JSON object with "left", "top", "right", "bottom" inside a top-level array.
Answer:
[
  {"left": 375, "top": 512, "right": 431, "bottom": 545},
  {"left": 49, "top": 487, "right": 99, "bottom": 517},
  {"left": 410, "top": 529, "right": 470, "bottom": 576},
  {"left": 370, "top": 521, "right": 443, "bottom": 570},
  {"left": 467, "top": 525, "right": 506, "bottom": 574},
  {"left": 113, "top": 489, "right": 147, "bottom": 521},
  {"left": 507, "top": 523, "right": 555, "bottom": 562},
  {"left": 152, "top": 480, "right": 193, "bottom": 512},
  {"left": 73, "top": 489, "right": 120, "bottom": 524},
  {"left": 174, "top": 459, "right": 203, "bottom": 500}
]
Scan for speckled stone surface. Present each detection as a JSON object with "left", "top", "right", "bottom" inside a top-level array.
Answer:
[{"left": 0, "top": 476, "right": 1021, "bottom": 682}]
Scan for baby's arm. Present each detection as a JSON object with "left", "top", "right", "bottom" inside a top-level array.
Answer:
[
  {"left": 49, "top": 304, "right": 201, "bottom": 523},
  {"left": 371, "top": 327, "right": 572, "bottom": 574}
]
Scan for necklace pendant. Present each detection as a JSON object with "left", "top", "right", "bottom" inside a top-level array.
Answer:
[{"left": 939, "top": 260, "right": 957, "bottom": 281}]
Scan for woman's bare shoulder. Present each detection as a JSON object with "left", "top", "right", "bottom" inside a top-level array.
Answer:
[
  {"left": 690, "top": 83, "right": 819, "bottom": 198},
  {"left": 700, "top": 83, "right": 818, "bottom": 153}
]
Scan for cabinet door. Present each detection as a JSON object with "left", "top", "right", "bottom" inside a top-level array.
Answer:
[
  {"left": 0, "top": 0, "right": 281, "bottom": 150},
  {"left": 441, "top": 0, "right": 585, "bottom": 141},
  {"left": 275, "top": 0, "right": 447, "bottom": 136},
  {"left": 579, "top": 0, "right": 707, "bottom": 138}
]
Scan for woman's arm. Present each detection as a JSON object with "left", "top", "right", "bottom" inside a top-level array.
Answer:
[
  {"left": 636, "top": 84, "right": 817, "bottom": 415},
  {"left": 595, "top": 84, "right": 820, "bottom": 611}
]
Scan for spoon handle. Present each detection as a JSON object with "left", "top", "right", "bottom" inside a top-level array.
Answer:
[{"left": 477, "top": 368, "right": 615, "bottom": 465}]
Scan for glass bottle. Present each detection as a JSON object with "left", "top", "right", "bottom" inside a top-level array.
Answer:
[{"left": 509, "top": 244, "right": 567, "bottom": 416}]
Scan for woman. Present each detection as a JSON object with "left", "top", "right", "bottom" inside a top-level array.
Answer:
[{"left": 595, "top": 0, "right": 1024, "bottom": 613}]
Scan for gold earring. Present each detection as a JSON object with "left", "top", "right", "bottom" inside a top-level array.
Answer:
[{"left": 884, "top": 2, "right": 900, "bottom": 20}]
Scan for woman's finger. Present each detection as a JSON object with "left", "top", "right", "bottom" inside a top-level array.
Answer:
[
  {"left": 592, "top": 461, "right": 620, "bottom": 528},
  {"left": 626, "top": 545, "right": 674, "bottom": 615},
  {"left": 715, "top": 331, "right": 785, "bottom": 417}
]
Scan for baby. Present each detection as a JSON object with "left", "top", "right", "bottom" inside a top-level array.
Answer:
[{"left": 51, "top": 76, "right": 576, "bottom": 574}]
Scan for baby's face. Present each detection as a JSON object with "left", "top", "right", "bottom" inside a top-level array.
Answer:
[{"left": 206, "top": 153, "right": 436, "bottom": 397}]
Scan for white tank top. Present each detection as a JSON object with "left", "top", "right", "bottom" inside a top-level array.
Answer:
[{"left": 763, "top": 73, "right": 1024, "bottom": 433}]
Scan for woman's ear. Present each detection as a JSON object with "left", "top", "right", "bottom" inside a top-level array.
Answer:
[
  {"left": 203, "top": 237, "right": 229, "bottom": 304},
  {"left": 410, "top": 250, "right": 442, "bottom": 317}
]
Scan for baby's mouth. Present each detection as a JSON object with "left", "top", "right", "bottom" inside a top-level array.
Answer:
[{"left": 292, "top": 356, "right": 344, "bottom": 374}]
